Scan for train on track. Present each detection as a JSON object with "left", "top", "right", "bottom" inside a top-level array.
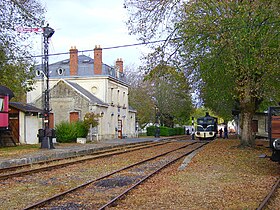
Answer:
[
  {"left": 0, "top": 85, "right": 14, "bottom": 130},
  {"left": 195, "top": 113, "right": 218, "bottom": 140},
  {"left": 268, "top": 106, "right": 280, "bottom": 163},
  {"left": 0, "top": 85, "right": 16, "bottom": 147}
]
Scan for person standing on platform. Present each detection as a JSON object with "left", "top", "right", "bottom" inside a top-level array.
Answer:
[
  {"left": 219, "top": 128, "right": 223, "bottom": 138},
  {"left": 224, "top": 125, "right": 228, "bottom": 139}
]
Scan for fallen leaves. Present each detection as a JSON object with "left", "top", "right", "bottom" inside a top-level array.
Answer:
[{"left": 114, "top": 139, "right": 280, "bottom": 209}]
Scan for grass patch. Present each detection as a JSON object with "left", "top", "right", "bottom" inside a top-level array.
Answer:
[
  {"left": 0, "top": 144, "right": 40, "bottom": 158},
  {"left": 0, "top": 144, "right": 40, "bottom": 151}
]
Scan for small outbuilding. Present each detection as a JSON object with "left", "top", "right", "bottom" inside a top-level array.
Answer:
[{"left": 9, "top": 102, "right": 43, "bottom": 144}]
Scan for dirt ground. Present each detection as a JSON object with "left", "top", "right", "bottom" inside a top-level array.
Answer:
[
  {"left": 114, "top": 139, "right": 280, "bottom": 209},
  {"left": 0, "top": 138, "right": 279, "bottom": 209}
]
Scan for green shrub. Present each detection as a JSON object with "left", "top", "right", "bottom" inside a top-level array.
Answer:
[
  {"left": 147, "top": 126, "right": 156, "bottom": 136},
  {"left": 75, "top": 121, "right": 88, "bottom": 138},
  {"left": 159, "top": 126, "right": 170, "bottom": 136},
  {"left": 55, "top": 121, "right": 76, "bottom": 143},
  {"left": 55, "top": 121, "right": 88, "bottom": 143},
  {"left": 174, "top": 127, "right": 184, "bottom": 135},
  {"left": 147, "top": 126, "right": 185, "bottom": 137}
]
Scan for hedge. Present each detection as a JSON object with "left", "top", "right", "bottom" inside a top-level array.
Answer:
[
  {"left": 55, "top": 121, "right": 88, "bottom": 143},
  {"left": 146, "top": 126, "right": 185, "bottom": 137}
]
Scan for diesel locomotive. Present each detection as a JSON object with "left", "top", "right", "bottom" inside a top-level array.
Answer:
[{"left": 195, "top": 113, "right": 218, "bottom": 140}]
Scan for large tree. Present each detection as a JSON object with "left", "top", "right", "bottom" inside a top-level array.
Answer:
[
  {"left": 0, "top": 0, "right": 45, "bottom": 101},
  {"left": 127, "top": 64, "right": 193, "bottom": 128},
  {"left": 144, "top": 63, "right": 193, "bottom": 127},
  {"left": 126, "top": 68, "right": 155, "bottom": 128},
  {"left": 125, "top": 0, "right": 280, "bottom": 147}
]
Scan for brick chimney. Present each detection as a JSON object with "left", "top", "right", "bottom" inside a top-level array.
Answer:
[
  {"left": 94, "top": 45, "right": 102, "bottom": 75},
  {"left": 116, "top": 58, "right": 123, "bottom": 73},
  {"left": 69, "top": 46, "right": 78, "bottom": 76}
]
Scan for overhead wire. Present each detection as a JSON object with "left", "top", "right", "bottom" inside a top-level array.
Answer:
[
  {"left": 4, "top": 20, "right": 280, "bottom": 61},
  {"left": 21, "top": 37, "right": 181, "bottom": 60}
]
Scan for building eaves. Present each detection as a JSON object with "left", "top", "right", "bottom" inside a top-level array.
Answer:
[
  {"left": 128, "top": 106, "right": 137, "bottom": 113},
  {"left": 9, "top": 102, "right": 43, "bottom": 113}
]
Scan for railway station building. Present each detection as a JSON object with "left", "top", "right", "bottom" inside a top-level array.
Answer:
[{"left": 27, "top": 46, "right": 137, "bottom": 142}]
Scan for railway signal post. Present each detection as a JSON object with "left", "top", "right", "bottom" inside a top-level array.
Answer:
[{"left": 39, "top": 24, "right": 55, "bottom": 149}]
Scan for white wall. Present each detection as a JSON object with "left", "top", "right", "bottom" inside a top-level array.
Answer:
[
  {"left": 18, "top": 112, "right": 41, "bottom": 144},
  {"left": 27, "top": 79, "right": 58, "bottom": 104},
  {"left": 25, "top": 115, "right": 41, "bottom": 144},
  {"left": 18, "top": 112, "right": 25, "bottom": 144},
  {"left": 68, "top": 77, "right": 107, "bottom": 102}
]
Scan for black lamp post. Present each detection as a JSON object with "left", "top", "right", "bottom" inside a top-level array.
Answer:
[
  {"left": 135, "top": 118, "right": 139, "bottom": 138},
  {"left": 39, "top": 24, "right": 55, "bottom": 149},
  {"left": 191, "top": 116, "right": 195, "bottom": 140},
  {"left": 154, "top": 106, "right": 160, "bottom": 138}
]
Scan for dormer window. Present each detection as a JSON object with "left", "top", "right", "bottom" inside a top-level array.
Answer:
[
  {"left": 36, "top": 70, "right": 41, "bottom": 77},
  {"left": 57, "top": 68, "right": 65, "bottom": 75},
  {"left": 82, "top": 59, "right": 90, "bottom": 63}
]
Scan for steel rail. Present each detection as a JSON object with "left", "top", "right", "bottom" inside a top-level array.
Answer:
[
  {"left": 0, "top": 141, "right": 170, "bottom": 180},
  {"left": 98, "top": 142, "right": 207, "bottom": 210},
  {"left": 23, "top": 141, "right": 197, "bottom": 210},
  {"left": 256, "top": 177, "right": 280, "bottom": 210},
  {"left": 0, "top": 141, "right": 160, "bottom": 173},
  {"left": 0, "top": 134, "right": 187, "bottom": 173}
]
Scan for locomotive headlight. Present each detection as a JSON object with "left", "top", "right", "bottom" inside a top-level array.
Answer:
[{"left": 273, "top": 139, "right": 280, "bottom": 150}]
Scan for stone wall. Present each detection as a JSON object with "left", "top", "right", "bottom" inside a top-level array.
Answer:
[{"left": 35, "top": 80, "right": 90, "bottom": 126}]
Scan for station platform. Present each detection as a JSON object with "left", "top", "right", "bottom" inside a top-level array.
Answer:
[{"left": 0, "top": 137, "right": 165, "bottom": 169}]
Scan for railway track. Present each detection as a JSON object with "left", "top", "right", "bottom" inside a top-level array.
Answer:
[
  {"left": 0, "top": 135, "right": 188, "bottom": 172},
  {"left": 0, "top": 140, "right": 172, "bottom": 180},
  {"left": 23, "top": 141, "right": 207, "bottom": 209},
  {"left": 257, "top": 177, "right": 280, "bottom": 210},
  {"left": 0, "top": 141, "right": 158, "bottom": 172}
]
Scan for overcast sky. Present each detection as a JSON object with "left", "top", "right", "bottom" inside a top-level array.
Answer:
[{"left": 32, "top": 0, "right": 147, "bottom": 68}]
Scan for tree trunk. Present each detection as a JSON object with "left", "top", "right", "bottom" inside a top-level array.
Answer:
[
  {"left": 240, "top": 110, "right": 255, "bottom": 147},
  {"left": 239, "top": 85, "right": 257, "bottom": 148}
]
